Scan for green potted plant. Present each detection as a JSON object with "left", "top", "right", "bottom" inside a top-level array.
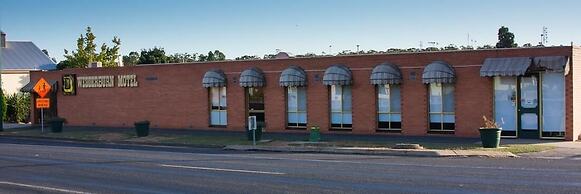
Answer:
[
  {"left": 134, "top": 120, "right": 150, "bottom": 137},
  {"left": 49, "top": 117, "right": 66, "bottom": 133},
  {"left": 309, "top": 125, "right": 321, "bottom": 142},
  {"left": 479, "top": 116, "right": 501, "bottom": 148}
]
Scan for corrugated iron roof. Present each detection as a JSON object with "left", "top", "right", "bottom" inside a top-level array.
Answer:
[
  {"left": 480, "top": 57, "right": 531, "bottom": 77},
  {"left": 422, "top": 61, "right": 455, "bottom": 84},
  {"left": 1, "top": 41, "right": 56, "bottom": 70}
]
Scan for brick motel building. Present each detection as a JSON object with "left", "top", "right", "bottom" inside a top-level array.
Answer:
[{"left": 26, "top": 46, "right": 581, "bottom": 140}]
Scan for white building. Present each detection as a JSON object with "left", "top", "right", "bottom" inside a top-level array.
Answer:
[{"left": 0, "top": 31, "right": 56, "bottom": 94}]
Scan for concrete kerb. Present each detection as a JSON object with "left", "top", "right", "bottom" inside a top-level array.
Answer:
[{"left": 224, "top": 145, "right": 517, "bottom": 158}]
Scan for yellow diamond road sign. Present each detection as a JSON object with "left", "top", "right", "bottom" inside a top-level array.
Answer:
[{"left": 33, "top": 78, "right": 51, "bottom": 98}]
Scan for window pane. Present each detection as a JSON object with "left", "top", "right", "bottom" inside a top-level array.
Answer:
[
  {"left": 520, "top": 77, "right": 538, "bottom": 108},
  {"left": 287, "top": 87, "right": 298, "bottom": 112},
  {"left": 342, "top": 112, "right": 352, "bottom": 124},
  {"left": 390, "top": 85, "right": 401, "bottom": 112},
  {"left": 288, "top": 112, "right": 298, "bottom": 123},
  {"left": 220, "top": 87, "right": 227, "bottom": 107},
  {"left": 378, "top": 113, "right": 389, "bottom": 122},
  {"left": 220, "top": 112, "right": 227, "bottom": 125},
  {"left": 390, "top": 113, "right": 402, "bottom": 122},
  {"left": 297, "top": 87, "right": 307, "bottom": 111},
  {"left": 442, "top": 84, "right": 454, "bottom": 112},
  {"left": 429, "top": 83, "right": 443, "bottom": 113},
  {"left": 377, "top": 85, "right": 389, "bottom": 112},
  {"left": 211, "top": 87, "right": 220, "bottom": 107},
  {"left": 443, "top": 114, "right": 455, "bottom": 123},
  {"left": 430, "top": 114, "right": 442, "bottom": 123},
  {"left": 298, "top": 113, "right": 307, "bottom": 124},
  {"left": 331, "top": 85, "right": 342, "bottom": 112},
  {"left": 343, "top": 86, "right": 352, "bottom": 111},
  {"left": 542, "top": 72, "right": 565, "bottom": 132},
  {"left": 331, "top": 113, "right": 342, "bottom": 124},
  {"left": 210, "top": 111, "right": 220, "bottom": 125},
  {"left": 521, "top": 113, "right": 538, "bottom": 130}
]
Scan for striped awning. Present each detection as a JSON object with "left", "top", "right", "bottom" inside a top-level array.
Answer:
[
  {"left": 534, "top": 56, "right": 569, "bottom": 74},
  {"left": 279, "top": 66, "right": 307, "bottom": 87},
  {"left": 323, "top": 65, "right": 352, "bottom": 86},
  {"left": 202, "top": 69, "right": 227, "bottom": 88},
  {"left": 370, "top": 62, "right": 402, "bottom": 85},
  {"left": 239, "top": 67, "right": 265, "bottom": 87},
  {"left": 20, "top": 80, "right": 58, "bottom": 92},
  {"left": 480, "top": 57, "right": 532, "bottom": 77},
  {"left": 422, "top": 61, "right": 455, "bottom": 84}
]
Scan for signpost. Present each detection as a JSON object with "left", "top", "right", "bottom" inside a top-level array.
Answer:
[
  {"left": 33, "top": 78, "right": 51, "bottom": 132},
  {"left": 248, "top": 116, "right": 257, "bottom": 146}
]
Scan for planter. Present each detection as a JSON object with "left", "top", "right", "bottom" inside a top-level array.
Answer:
[
  {"left": 134, "top": 121, "right": 150, "bottom": 137},
  {"left": 479, "top": 128, "right": 501, "bottom": 148},
  {"left": 309, "top": 126, "right": 321, "bottom": 142},
  {"left": 50, "top": 117, "right": 66, "bottom": 133}
]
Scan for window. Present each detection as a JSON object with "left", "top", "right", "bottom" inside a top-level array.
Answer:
[
  {"left": 428, "top": 83, "right": 455, "bottom": 131},
  {"left": 287, "top": 86, "right": 307, "bottom": 128},
  {"left": 377, "top": 84, "right": 401, "bottom": 131},
  {"left": 541, "top": 72, "right": 565, "bottom": 138},
  {"left": 209, "top": 87, "right": 227, "bottom": 126},
  {"left": 330, "top": 85, "right": 352, "bottom": 129}
]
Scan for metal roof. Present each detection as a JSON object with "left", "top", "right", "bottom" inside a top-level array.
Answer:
[
  {"left": 370, "top": 62, "right": 402, "bottom": 85},
  {"left": 422, "top": 61, "right": 455, "bottom": 84},
  {"left": 20, "top": 80, "right": 58, "bottom": 93},
  {"left": 1, "top": 41, "right": 56, "bottom": 70},
  {"left": 239, "top": 67, "right": 265, "bottom": 87},
  {"left": 534, "top": 56, "right": 569, "bottom": 74},
  {"left": 279, "top": 65, "right": 307, "bottom": 87},
  {"left": 323, "top": 64, "right": 352, "bottom": 86},
  {"left": 480, "top": 57, "right": 531, "bottom": 77},
  {"left": 202, "top": 69, "right": 227, "bottom": 88}
]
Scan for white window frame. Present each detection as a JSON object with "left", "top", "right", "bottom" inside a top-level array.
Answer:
[
  {"left": 209, "top": 87, "right": 227, "bottom": 126},
  {"left": 377, "top": 84, "right": 401, "bottom": 131},
  {"left": 286, "top": 86, "right": 307, "bottom": 128}
]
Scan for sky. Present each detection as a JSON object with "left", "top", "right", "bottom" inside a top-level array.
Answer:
[{"left": 1, "top": 0, "right": 580, "bottom": 62}]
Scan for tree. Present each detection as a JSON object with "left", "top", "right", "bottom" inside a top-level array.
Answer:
[
  {"left": 138, "top": 47, "right": 168, "bottom": 64},
  {"left": 0, "top": 88, "right": 5, "bottom": 130},
  {"left": 198, "top": 50, "right": 226, "bottom": 61},
  {"left": 496, "top": 26, "right": 518, "bottom": 48},
  {"left": 167, "top": 53, "right": 197, "bottom": 63},
  {"left": 122, "top": 51, "right": 140, "bottom": 66},
  {"left": 443, "top": 44, "right": 459, "bottom": 51},
  {"left": 235, "top": 55, "right": 260, "bottom": 60},
  {"left": 58, "top": 27, "right": 121, "bottom": 69}
]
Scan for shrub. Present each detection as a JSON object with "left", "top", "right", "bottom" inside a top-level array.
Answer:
[
  {"left": 0, "top": 89, "right": 6, "bottom": 122},
  {"left": 5, "top": 92, "right": 31, "bottom": 123}
]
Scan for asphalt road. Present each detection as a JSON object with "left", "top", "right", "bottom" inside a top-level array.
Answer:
[{"left": 1, "top": 137, "right": 581, "bottom": 194}]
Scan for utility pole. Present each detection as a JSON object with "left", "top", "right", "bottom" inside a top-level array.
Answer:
[{"left": 540, "top": 26, "right": 548, "bottom": 46}]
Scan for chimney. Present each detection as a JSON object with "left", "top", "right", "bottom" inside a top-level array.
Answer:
[{"left": 1, "top": 31, "right": 6, "bottom": 48}]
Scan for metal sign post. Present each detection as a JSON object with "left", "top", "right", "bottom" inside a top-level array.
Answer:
[
  {"left": 41, "top": 108, "right": 44, "bottom": 133},
  {"left": 248, "top": 116, "right": 257, "bottom": 146}
]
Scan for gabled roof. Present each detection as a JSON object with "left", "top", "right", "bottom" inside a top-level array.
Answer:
[{"left": 1, "top": 41, "right": 56, "bottom": 70}]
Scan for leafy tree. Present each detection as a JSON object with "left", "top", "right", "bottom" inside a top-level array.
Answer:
[
  {"left": 235, "top": 55, "right": 260, "bottom": 60},
  {"left": 295, "top": 53, "right": 318, "bottom": 58},
  {"left": 138, "top": 47, "right": 168, "bottom": 64},
  {"left": 0, "top": 88, "right": 5, "bottom": 129},
  {"left": 198, "top": 50, "right": 226, "bottom": 61},
  {"left": 168, "top": 53, "right": 197, "bottom": 63},
  {"left": 443, "top": 44, "right": 459, "bottom": 51},
  {"left": 477, "top": 45, "right": 495, "bottom": 50},
  {"left": 122, "top": 51, "right": 140, "bottom": 66},
  {"left": 59, "top": 27, "right": 121, "bottom": 69},
  {"left": 263, "top": 54, "right": 277, "bottom": 59},
  {"left": 496, "top": 26, "right": 518, "bottom": 48}
]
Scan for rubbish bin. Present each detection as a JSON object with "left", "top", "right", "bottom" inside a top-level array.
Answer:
[
  {"left": 50, "top": 117, "right": 66, "bottom": 133},
  {"left": 134, "top": 120, "right": 150, "bottom": 137},
  {"left": 309, "top": 126, "right": 320, "bottom": 142}
]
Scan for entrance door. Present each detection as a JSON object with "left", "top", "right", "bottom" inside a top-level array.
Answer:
[
  {"left": 518, "top": 75, "right": 540, "bottom": 139},
  {"left": 246, "top": 87, "right": 265, "bottom": 130},
  {"left": 494, "top": 77, "right": 517, "bottom": 137}
]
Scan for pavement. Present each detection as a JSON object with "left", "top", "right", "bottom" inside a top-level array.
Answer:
[
  {"left": 1, "top": 136, "right": 581, "bottom": 194},
  {"left": 224, "top": 144, "right": 517, "bottom": 158}
]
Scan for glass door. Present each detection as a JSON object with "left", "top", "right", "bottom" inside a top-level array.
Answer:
[
  {"left": 494, "top": 77, "right": 517, "bottom": 137},
  {"left": 518, "top": 75, "right": 540, "bottom": 139},
  {"left": 247, "top": 87, "right": 265, "bottom": 130}
]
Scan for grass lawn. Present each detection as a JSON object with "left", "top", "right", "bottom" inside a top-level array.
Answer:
[{"left": 0, "top": 127, "right": 556, "bottom": 154}]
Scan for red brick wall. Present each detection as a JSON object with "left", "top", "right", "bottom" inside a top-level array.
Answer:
[{"left": 30, "top": 46, "right": 574, "bottom": 138}]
